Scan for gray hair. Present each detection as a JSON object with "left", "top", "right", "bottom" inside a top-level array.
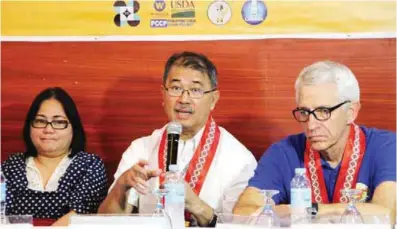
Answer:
[{"left": 295, "top": 60, "right": 360, "bottom": 104}]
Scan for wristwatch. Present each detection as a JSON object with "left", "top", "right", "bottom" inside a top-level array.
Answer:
[
  {"left": 207, "top": 213, "right": 218, "bottom": 227},
  {"left": 311, "top": 202, "right": 318, "bottom": 216}
]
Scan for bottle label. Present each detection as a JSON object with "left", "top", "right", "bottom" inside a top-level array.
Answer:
[
  {"left": 165, "top": 183, "right": 185, "bottom": 204},
  {"left": 291, "top": 188, "right": 311, "bottom": 208},
  {"left": 0, "top": 183, "right": 5, "bottom": 202}
]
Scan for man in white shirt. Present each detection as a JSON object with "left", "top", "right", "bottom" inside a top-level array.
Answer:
[{"left": 99, "top": 51, "right": 257, "bottom": 227}]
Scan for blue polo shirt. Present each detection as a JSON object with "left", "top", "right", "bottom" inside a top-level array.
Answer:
[{"left": 248, "top": 126, "right": 396, "bottom": 204}]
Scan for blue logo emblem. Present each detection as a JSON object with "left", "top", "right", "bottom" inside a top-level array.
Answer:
[
  {"left": 150, "top": 19, "right": 168, "bottom": 28},
  {"left": 241, "top": 0, "right": 267, "bottom": 25}
]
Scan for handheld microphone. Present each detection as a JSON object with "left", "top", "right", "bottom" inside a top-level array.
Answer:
[{"left": 166, "top": 121, "right": 182, "bottom": 171}]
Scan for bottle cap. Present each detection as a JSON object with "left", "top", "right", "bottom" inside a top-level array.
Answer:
[
  {"left": 169, "top": 164, "right": 179, "bottom": 172},
  {"left": 295, "top": 168, "right": 306, "bottom": 174}
]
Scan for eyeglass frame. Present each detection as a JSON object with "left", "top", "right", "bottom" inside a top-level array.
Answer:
[
  {"left": 163, "top": 85, "right": 218, "bottom": 99},
  {"left": 31, "top": 119, "right": 70, "bottom": 130},
  {"left": 292, "top": 100, "right": 351, "bottom": 122}
]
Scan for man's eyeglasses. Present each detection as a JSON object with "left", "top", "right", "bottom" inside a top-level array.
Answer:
[
  {"left": 31, "top": 119, "right": 69, "bottom": 130},
  {"left": 164, "top": 85, "right": 217, "bottom": 99},
  {"left": 292, "top": 101, "right": 350, "bottom": 122}
]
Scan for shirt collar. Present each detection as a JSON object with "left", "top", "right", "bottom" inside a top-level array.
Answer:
[
  {"left": 180, "top": 125, "right": 205, "bottom": 150},
  {"left": 320, "top": 157, "right": 342, "bottom": 170}
]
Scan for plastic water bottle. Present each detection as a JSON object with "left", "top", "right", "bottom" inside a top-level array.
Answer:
[
  {"left": 164, "top": 164, "right": 185, "bottom": 229},
  {"left": 290, "top": 168, "right": 311, "bottom": 224},
  {"left": 0, "top": 168, "right": 6, "bottom": 224}
]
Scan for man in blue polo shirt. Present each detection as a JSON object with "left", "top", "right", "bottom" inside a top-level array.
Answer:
[{"left": 233, "top": 61, "right": 396, "bottom": 220}]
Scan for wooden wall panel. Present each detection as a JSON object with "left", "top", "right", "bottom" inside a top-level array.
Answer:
[{"left": 1, "top": 39, "right": 395, "bottom": 182}]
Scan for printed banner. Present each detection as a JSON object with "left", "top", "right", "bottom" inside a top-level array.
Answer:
[{"left": 1, "top": 0, "right": 396, "bottom": 37}]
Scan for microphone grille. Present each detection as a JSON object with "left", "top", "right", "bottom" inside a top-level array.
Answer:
[{"left": 166, "top": 121, "right": 182, "bottom": 134}]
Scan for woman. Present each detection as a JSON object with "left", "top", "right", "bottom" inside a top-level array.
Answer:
[{"left": 2, "top": 87, "right": 108, "bottom": 226}]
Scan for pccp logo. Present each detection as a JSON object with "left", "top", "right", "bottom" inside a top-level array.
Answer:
[{"left": 150, "top": 19, "right": 168, "bottom": 28}]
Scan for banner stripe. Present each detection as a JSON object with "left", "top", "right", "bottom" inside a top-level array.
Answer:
[
  {"left": 1, "top": 0, "right": 395, "bottom": 36},
  {"left": 1, "top": 32, "right": 396, "bottom": 42}
]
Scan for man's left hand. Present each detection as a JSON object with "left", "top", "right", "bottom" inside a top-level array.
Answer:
[
  {"left": 184, "top": 181, "right": 203, "bottom": 214},
  {"left": 183, "top": 181, "right": 215, "bottom": 227}
]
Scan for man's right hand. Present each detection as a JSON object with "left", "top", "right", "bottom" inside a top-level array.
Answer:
[
  {"left": 116, "top": 159, "right": 162, "bottom": 194},
  {"left": 233, "top": 187, "right": 265, "bottom": 216}
]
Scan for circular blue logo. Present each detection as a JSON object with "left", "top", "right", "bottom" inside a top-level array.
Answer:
[{"left": 241, "top": 0, "right": 267, "bottom": 25}]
